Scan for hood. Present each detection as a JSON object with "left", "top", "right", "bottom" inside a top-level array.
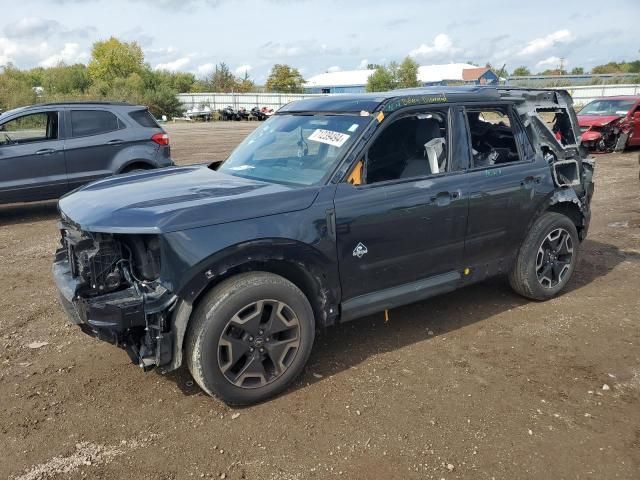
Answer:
[
  {"left": 58, "top": 165, "right": 320, "bottom": 234},
  {"left": 577, "top": 114, "right": 622, "bottom": 127}
]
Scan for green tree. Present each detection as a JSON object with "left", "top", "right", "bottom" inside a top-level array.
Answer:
[
  {"left": 235, "top": 71, "right": 255, "bottom": 93},
  {"left": 628, "top": 60, "right": 640, "bottom": 73},
  {"left": 151, "top": 70, "right": 196, "bottom": 93},
  {"left": 366, "top": 65, "right": 395, "bottom": 92},
  {"left": 396, "top": 56, "right": 420, "bottom": 88},
  {"left": 591, "top": 62, "right": 625, "bottom": 74},
  {"left": 204, "top": 63, "right": 237, "bottom": 92},
  {"left": 41, "top": 63, "right": 91, "bottom": 95},
  {"left": 570, "top": 67, "right": 585, "bottom": 75},
  {"left": 87, "top": 37, "right": 144, "bottom": 85},
  {"left": 265, "top": 64, "right": 305, "bottom": 92},
  {"left": 511, "top": 66, "right": 531, "bottom": 76},
  {"left": 143, "top": 84, "right": 183, "bottom": 118},
  {"left": 538, "top": 68, "right": 567, "bottom": 76},
  {"left": 0, "top": 64, "right": 37, "bottom": 109}
]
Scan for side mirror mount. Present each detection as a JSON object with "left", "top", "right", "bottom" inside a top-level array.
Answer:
[{"left": 208, "top": 159, "right": 224, "bottom": 171}]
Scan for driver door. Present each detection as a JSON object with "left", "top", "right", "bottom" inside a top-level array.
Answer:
[
  {"left": 333, "top": 106, "right": 470, "bottom": 318},
  {"left": 0, "top": 110, "right": 67, "bottom": 203}
]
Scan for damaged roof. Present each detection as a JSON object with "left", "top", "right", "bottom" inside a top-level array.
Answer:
[
  {"left": 279, "top": 86, "right": 506, "bottom": 113},
  {"left": 280, "top": 86, "right": 574, "bottom": 114}
]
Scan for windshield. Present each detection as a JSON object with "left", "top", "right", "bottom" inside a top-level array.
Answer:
[
  {"left": 218, "top": 114, "right": 371, "bottom": 186},
  {"left": 579, "top": 99, "right": 636, "bottom": 116}
]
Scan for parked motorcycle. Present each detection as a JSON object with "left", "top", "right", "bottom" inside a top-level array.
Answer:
[
  {"left": 237, "top": 107, "right": 250, "bottom": 121},
  {"left": 250, "top": 107, "right": 267, "bottom": 121},
  {"left": 220, "top": 106, "right": 239, "bottom": 121}
]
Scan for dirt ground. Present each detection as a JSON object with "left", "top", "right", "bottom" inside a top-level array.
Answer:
[{"left": 1, "top": 122, "right": 639, "bottom": 480}]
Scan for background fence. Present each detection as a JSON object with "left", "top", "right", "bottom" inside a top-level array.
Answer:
[
  {"left": 177, "top": 92, "right": 322, "bottom": 112},
  {"left": 177, "top": 84, "right": 640, "bottom": 114},
  {"left": 558, "top": 84, "right": 640, "bottom": 107}
]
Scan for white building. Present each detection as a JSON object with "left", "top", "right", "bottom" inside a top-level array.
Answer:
[{"left": 304, "top": 63, "right": 499, "bottom": 93}]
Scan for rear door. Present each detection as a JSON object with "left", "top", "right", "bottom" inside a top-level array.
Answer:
[
  {"left": 0, "top": 109, "right": 67, "bottom": 203},
  {"left": 63, "top": 108, "right": 128, "bottom": 190},
  {"left": 462, "top": 105, "right": 552, "bottom": 276}
]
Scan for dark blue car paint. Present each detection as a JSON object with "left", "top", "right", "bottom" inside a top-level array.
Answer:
[
  {"left": 52, "top": 86, "right": 594, "bottom": 373},
  {"left": 59, "top": 166, "right": 320, "bottom": 233}
]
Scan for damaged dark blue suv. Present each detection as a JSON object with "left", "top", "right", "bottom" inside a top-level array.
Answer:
[{"left": 53, "top": 87, "right": 594, "bottom": 405}]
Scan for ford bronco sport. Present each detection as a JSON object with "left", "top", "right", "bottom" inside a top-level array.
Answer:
[{"left": 53, "top": 87, "right": 594, "bottom": 405}]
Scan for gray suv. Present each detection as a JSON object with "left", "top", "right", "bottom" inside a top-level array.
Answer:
[{"left": 0, "top": 102, "right": 174, "bottom": 204}]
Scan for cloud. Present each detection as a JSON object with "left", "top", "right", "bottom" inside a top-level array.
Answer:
[
  {"left": 155, "top": 56, "right": 192, "bottom": 71},
  {"left": 4, "top": 17, "right": 60, "bottom": 38},
  {"left": 39, "top": 42, "right": 87, "bottom": 67},
  {"left": 0, "top": 37, "right": 49, "bottom": 66},
  {"left": 326, "top": 65, "right": 341, "bottom": 73},
  {"left": 4, "top": 17, "right": 94, "bottom": 40},
  {"left": 518, "top": 30, "right": 573, "bottom": 56},
  {"left": 536, "top": 56, "right": 566, "bottom": 68},
  {"left": 385, "top": 18, "right": 409, "bottom": 27},
  {"left": 357, "top": 59, "right": 369, "bottom": 69},
  {"left": 408, "top": 34, "right": 462, "bottom": 61},
  {"left": 260, "top": 41, "right": 303, "bottom": 58},
  {"left": 259, "top": 41, "right": 347, "bottom": 60},
  {"left": 196, "top": 62, "right": 215, "bottom": 76},
  {"left": 146, "top": 46, "right": 178, "bottom": 57},
  {"left": 234, "top": 64, "right": 252, "bottom": 76}
]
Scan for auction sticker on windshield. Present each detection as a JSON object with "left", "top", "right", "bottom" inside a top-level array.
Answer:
[{"left": 308, "top": 129, "right": 350, "bottom": 148}]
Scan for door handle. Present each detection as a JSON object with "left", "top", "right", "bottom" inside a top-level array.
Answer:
[
  {"left": 35, "top": 148, "right": 56, "bottom": 155},
  {"left": 521, "top": 175, "right": 542, "bottom": 187},
  {"left": 106, "top": 139, "right": 124, "bottom": 145},
  {"left": 429, "top": 191, "right": 458, "bottom": 206}
]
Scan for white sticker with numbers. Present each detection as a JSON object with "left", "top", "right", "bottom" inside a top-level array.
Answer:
[{"left": 308, "top": 129, "right": 350, "bottom": 148}]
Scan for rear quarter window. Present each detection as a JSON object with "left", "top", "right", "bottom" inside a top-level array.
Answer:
[
  {"left": 70, "top": 110, "right": 123, "bottom": 137},
  {"left": 128, "top": 109, "right": 160, "bottom": 128}
]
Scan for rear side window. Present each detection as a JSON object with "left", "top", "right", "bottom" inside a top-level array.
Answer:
[
  {"left": 465, "top": 107, "right": 523, "bottom": 167},
  {"left": 129, "top": 109, "right": 159, "bottom": 128},
  {"left": 70, "top": 110, "right": 123, "bottom": 137}
]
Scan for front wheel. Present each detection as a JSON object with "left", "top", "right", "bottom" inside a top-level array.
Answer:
[
  {"left": 185, "top": 272, "right": 315, "bottom": 405},
  {"left": 509, "top": 212, "right": 580, "bottom": 301}
]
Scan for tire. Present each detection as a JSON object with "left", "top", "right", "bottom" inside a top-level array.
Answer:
[
  {"left": 509, "top": 212, "right": 579, "bottom": 301},
  {"left": 185, "top": 272, "right": 315, "bottom": 405},
  {"left": 121, "top": 163, "right": 152, "bottom": 174}
]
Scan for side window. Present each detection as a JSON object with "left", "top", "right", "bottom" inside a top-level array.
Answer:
[
  {"left": 0, "top": 112, "right": 58, "bottom": 145},
  {"left": 129, "top": 109, "right": 160, "bottom": 128},
  {"left": 70, "top": 110, "right": 122, "bottom": 137},
  {"left": 364, "top": 108, "right": 450, "bottom": 184},
  {"left": 465, "top": 107, "right": 522, "bottom": 167},
  {"left": 536, "top": 108, "right": 577, "bottom": 146}
]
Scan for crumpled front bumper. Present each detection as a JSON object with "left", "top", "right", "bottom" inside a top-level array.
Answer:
[
  {"left": 580, "top": 130, "right": 602, "bottom": 143},
  {"left": 52, "top": 248, "right": 176, "bottom": 358}
]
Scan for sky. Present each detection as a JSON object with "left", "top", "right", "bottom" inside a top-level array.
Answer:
[{"left": 0, "top": 0, "right": 639, "bottom": 83}]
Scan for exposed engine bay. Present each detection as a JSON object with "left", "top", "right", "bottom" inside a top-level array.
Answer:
[{"left": 57, "top": 224, "right": 175, "bottom": 369}]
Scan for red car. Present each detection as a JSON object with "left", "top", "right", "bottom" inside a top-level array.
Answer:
[{"left": 577, "top": 96, "right": 640, "bottom": 152}]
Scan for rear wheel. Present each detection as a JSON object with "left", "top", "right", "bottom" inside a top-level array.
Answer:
[
  {"left": 186, "top": 272, "right": 315, "bottom": 405},
  {"left": 509, "top": 212, "right": 579, "bottom": 300},
  {"left": 121, "top": 163, "right": 153, "bottom": 174}
]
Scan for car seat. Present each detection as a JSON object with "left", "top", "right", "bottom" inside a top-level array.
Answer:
[{"left": 400, "top": 118, "right": 444, "bottom": 178}]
